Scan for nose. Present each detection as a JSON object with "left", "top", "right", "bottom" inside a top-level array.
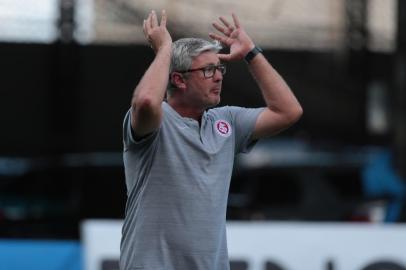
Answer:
[{"left": 212, "top": 68, "right": 223, "bottom": 82}]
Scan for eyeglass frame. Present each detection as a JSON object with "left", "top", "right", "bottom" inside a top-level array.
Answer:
[{"left": 176, "top": 63, "right": 226, "bottom": 79}]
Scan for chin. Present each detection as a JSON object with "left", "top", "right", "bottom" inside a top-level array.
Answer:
[
  {"left": 204, "top": 99, "right": 220, "bottom": 109},
  {"left": 211, "top": 98, "right": 221, "bottom": 107}
]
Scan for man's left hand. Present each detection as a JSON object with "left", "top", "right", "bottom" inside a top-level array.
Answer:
[{"left": 209, "top": 13, "right": 255, "bottom": 62}]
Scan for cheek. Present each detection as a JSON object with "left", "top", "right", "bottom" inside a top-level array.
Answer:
[
  {"left": 186, "top": 76, "right": 212, "bottom": 96},
  {"left": 198, "top": 80, "right": 212, "bottom": 91},
  {"left": 190, "top": 80, "right": 206, "bottom": 93}
]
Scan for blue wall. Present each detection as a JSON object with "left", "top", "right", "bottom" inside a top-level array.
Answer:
[{"left": 0, "top": 240, "right": 81, "bottom": 270}]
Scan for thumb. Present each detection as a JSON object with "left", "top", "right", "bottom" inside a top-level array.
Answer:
[{"left": 217, "top": 53, "right": 232, "bottom": 62}]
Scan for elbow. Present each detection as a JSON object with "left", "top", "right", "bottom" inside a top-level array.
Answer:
[
  {"left": 286, "top": 104, "right": 303, "bottom": 125},
  {"left": 132, "top": 94, "right": 160, "bottom": 113},
  {"left": 295, "top": 104, "right": 304, "bottom": 120}
]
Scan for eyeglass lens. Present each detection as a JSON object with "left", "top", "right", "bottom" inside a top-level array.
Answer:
[{"left": 204, "top": 65, "right": 226, "bottom": 78}]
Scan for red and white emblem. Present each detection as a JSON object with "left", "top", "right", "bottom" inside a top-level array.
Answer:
[{"left": 214, "top": 120, "right": 232, "bottom": 137}]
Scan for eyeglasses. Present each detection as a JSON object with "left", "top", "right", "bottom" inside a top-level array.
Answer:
[{"left": 178, "top": 64, "right": 226, "bottom": 78}]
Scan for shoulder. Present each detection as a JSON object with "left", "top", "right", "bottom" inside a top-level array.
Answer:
[
  {"left": 206, "top": 106, "right": 235, "bottom": 119},
  {"left": 207, "top": 106, "right": 262, "bottom": 120}
]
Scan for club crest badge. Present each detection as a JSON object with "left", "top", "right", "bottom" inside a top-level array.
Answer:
[{"left": 214, "top": 120, "right": 232, "bottom": 137}]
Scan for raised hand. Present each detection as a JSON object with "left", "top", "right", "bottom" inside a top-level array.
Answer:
[
  {"left": 209, "top": 13, "right": 255, "bottom": 62},
  {"left": 143, "top": 10, "right": 172, "bottom": 53}
]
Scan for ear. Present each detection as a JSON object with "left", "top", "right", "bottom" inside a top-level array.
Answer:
[{"left": 170, "top": 72, "right": 187, "bottom": 91}]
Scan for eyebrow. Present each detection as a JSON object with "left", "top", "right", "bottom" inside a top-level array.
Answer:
[{"left": 195, "top": 62, "right": 222, "bottom": 68}]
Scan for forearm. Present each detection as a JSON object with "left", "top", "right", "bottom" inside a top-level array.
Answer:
[
  {"left": 132, "top": 45, "right": 171, "bottom": 108},
  {"left": 248, "top": 54, "right": 302, "bottom": 117},
  {"left": 130, "top": 44, "right": 171, "bottom": 137}
]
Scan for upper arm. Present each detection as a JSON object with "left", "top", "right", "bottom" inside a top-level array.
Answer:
[
  {"left": 131, "top": 97, "right": 163, "bottom": 139},
  {"left": 224, "top": 106, "right": 263, "bottom": 153},
  {"left": 252, "top": 107, "right": 302, "bottom": 140}
]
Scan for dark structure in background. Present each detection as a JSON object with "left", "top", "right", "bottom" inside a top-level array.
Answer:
[
  {"left": 394, "top": 0, "right": 406, "bottom": 178},
  {"left": 0, "top": 0, "right": 405, "bottom": 239}
]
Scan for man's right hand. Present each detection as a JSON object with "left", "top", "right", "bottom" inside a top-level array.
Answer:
[{"left": 143, "top": 10, "right": 172, "bottom": 53}]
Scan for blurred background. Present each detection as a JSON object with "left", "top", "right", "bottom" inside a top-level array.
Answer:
[{"left": 1, "top": 0, "right": 406, "bottom": 269}]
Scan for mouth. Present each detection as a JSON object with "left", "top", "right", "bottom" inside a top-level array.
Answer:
[{"left": 211, "top": 86, "right": 222, "bottom": 95}]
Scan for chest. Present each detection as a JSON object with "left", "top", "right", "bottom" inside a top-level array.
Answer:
[{"left": 161, "top": 116, "right": 235, "bottom": 158}]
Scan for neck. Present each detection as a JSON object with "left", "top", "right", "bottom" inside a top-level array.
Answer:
[{"left": 168, "top": 98, "right": 204, "bottom": 121}]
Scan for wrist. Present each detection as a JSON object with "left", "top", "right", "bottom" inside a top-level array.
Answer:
[
  {"left": 155, "top": 43, "right": 172, "bottom": 56},
  {"left": 244, "top": 46, "right": 263, "bottom": 63}
]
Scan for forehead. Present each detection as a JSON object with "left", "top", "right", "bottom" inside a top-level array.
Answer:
[{"left": 191, "top": 51, "right": 220, "bottom": 68}]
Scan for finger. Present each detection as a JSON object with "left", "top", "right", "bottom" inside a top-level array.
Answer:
[
  {"left": 143, "top": 19, "right": 147, "bottom": 36},
  {"left": 232, "top": 13, "right": 241, "bottom": 28},
  {"left": 212, "top": 22, "right": 227, "bottom": 35},
  {"left": 219, "top": 16, "right": 232, "bottom": 28},
  {"left": 145, "top": 12, "right": 152, "bottom": 30},
  {"left": 144, "top": 17, "right": 151, "bottom": 37},
  {"left": 151, "top": 10, "right": 158, "bottom": 28},
  {"left": 160, "top": 10, "right": 167, "bottom": 27},
  {"left": 217, "top": 53, "right": 232, "bottom": 62},
  {"left": 209, "top": 32, "right": 230, "bottom": 46}
]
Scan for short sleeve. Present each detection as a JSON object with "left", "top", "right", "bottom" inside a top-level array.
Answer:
[
  {"left": 226, "top": 106, "right": 264, "bottom": 154},
  {"left": 122, "top": 108, "right": 159, "bottom": 151}
]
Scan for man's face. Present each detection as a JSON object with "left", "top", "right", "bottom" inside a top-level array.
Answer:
[{"left": 183, "top": 51, "right": 223, "bottom": 109}]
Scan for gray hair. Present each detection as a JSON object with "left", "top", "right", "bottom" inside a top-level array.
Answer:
[{"left": 167, "top": 38, "right": 222, "bottom": 95}]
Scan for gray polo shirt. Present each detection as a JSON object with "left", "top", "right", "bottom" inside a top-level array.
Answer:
[{"left": 120, "top": 102, "right": 263, "bottom": 270}]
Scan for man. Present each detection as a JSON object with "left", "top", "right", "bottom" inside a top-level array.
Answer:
[{"left": 121, "top": 10, "right": 302, "bottom": 270}]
